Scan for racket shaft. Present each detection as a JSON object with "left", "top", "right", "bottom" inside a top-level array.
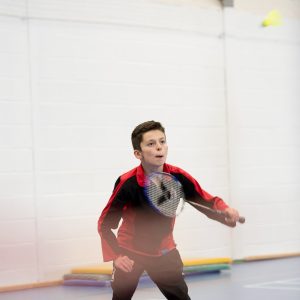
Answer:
[{"left": 187, "top": 201, "right": 245, "bottom": 224}]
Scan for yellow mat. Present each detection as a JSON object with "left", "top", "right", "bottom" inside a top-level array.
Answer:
[
  {"left": 183, "top": 257, "right": 232, "bottom": 266},
  {"left": 72, "top": 264, "right": 113, "bottom": 275},
  {"left": 71, "top": 257, "right": 232, "bottom": 275}
]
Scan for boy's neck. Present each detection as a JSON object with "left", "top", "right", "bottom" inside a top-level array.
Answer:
[{"left": 141, "top": 163, "right": 164, "bottom": 175}]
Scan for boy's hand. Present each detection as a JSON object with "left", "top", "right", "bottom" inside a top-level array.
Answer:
[
  {"left": 114, "top": 255, "right": 134, "bottom": 272},
  {"left": 224, "top": 207, "right": 240, "bottom": 227}
]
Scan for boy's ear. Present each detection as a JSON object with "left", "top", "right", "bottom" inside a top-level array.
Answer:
[{"left": 134, "top": 149, "right": 142, "bottom": 160}]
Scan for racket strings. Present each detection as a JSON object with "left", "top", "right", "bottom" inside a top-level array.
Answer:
[{"left": 146, "top": 174, "right": 184, "bottom": 217}]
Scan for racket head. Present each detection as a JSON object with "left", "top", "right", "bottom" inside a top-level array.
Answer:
[{"left": 144, "top": 172, "right": 185, "bottom": 218}]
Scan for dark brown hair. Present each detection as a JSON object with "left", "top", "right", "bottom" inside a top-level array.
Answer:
[{"left": 131, "top": 121, "right": 165, "bottom": 150}]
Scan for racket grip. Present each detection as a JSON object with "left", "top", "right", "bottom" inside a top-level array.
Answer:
[
  {"left": 238, "top": 216, "right": 245, "bottom": 224},
  {"left": 220, "top": 210, "right": 245, "bottom": 224}
]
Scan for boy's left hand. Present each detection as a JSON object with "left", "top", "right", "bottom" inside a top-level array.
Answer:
[{"left": 224, "top": 207, "right": 240, "bottom": 227}]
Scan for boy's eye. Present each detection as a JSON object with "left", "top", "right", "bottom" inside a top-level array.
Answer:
[{"left": 161, "top": 140, "right": 166, "bottom": 144}]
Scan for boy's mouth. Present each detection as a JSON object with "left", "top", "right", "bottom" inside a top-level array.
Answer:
[{"left": 155, "top": 155, "right": 164, "bottom": 158}]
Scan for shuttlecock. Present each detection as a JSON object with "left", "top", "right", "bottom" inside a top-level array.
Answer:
[{"left": 262, "top": 9, "right": 283, "bottom": 27}]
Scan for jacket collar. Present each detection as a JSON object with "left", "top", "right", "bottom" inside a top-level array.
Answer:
[{"left": 136, "top": 163, "right": 170, "bottom": 187}]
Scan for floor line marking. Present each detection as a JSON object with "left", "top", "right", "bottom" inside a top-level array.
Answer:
[
  {"left": 245, "top": 285, "right": 300, "bottom": 291},
  {"left": 244, "top": 277, "right": 300, "bottom": 291}
]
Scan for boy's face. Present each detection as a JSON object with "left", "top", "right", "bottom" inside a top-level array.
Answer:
[{"left": 134, "top": 129, "right": 168, "bottom": 172}]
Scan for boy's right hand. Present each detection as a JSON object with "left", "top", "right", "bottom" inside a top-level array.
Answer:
[{"left": 114, "top": 255, "right": 134, "bottom": 272}]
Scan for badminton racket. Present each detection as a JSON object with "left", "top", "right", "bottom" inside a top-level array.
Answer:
[{"left": 144, "top": 171, "right": 245, "bottom": 224}]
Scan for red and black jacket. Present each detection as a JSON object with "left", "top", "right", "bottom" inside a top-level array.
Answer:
[{"left": 98, "top": 163, "right": 228, "bottom": 262}]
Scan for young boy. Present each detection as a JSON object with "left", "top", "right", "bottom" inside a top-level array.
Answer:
[{"left": 98, "top": 120, "right": 241, "bottom": 300}]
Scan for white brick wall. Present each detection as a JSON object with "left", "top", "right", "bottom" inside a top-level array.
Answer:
[
  {"left": 236, "top": 0, "right": 300, "bottom": 18},
  {"left": 0, "top": 0, "right": 299, "bottom": 287},
  {"left": 0, "top": 13, "right": 38, "bottom": 285},
  {"left": 224, "top": 7, "right": 300, "bottom": 257}
]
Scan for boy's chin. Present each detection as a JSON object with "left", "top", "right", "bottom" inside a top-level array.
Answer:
[{"left": 156, "top": 162, "right": 166, "bottom": 168}]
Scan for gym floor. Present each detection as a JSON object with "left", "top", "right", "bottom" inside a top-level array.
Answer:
[{"left": 0, "top": 257, "right": 299, "bottom": 300}]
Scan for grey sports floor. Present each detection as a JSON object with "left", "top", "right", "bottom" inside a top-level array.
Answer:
[{"left": 0, "top": 257, "right": 299, "bottom": 300}]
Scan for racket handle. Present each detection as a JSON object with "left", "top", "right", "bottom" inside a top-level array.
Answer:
[
  {"left": 188, "top": 201, "right": 245, "bottom": 225},
  {"left": 219, "top": 210, "right": 245, "bottom": 224},
  {"left": 238, "top": 216, "right": 245, "bottom": 224}
]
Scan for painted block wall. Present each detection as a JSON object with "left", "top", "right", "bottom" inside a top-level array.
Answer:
[
  {"left": 224, "top": 6, "right": 300, "bottom": 258},
  {"left": 0, "top": 13, "right": 39, "bottom": 286}
]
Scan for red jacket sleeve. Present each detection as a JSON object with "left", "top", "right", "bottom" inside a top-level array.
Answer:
[
  {"left": 168, "top": 165, "right": 229, "bottom": 211},
  {"left": 98, "top": 178, "right": 126, "bottom": 261}
]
